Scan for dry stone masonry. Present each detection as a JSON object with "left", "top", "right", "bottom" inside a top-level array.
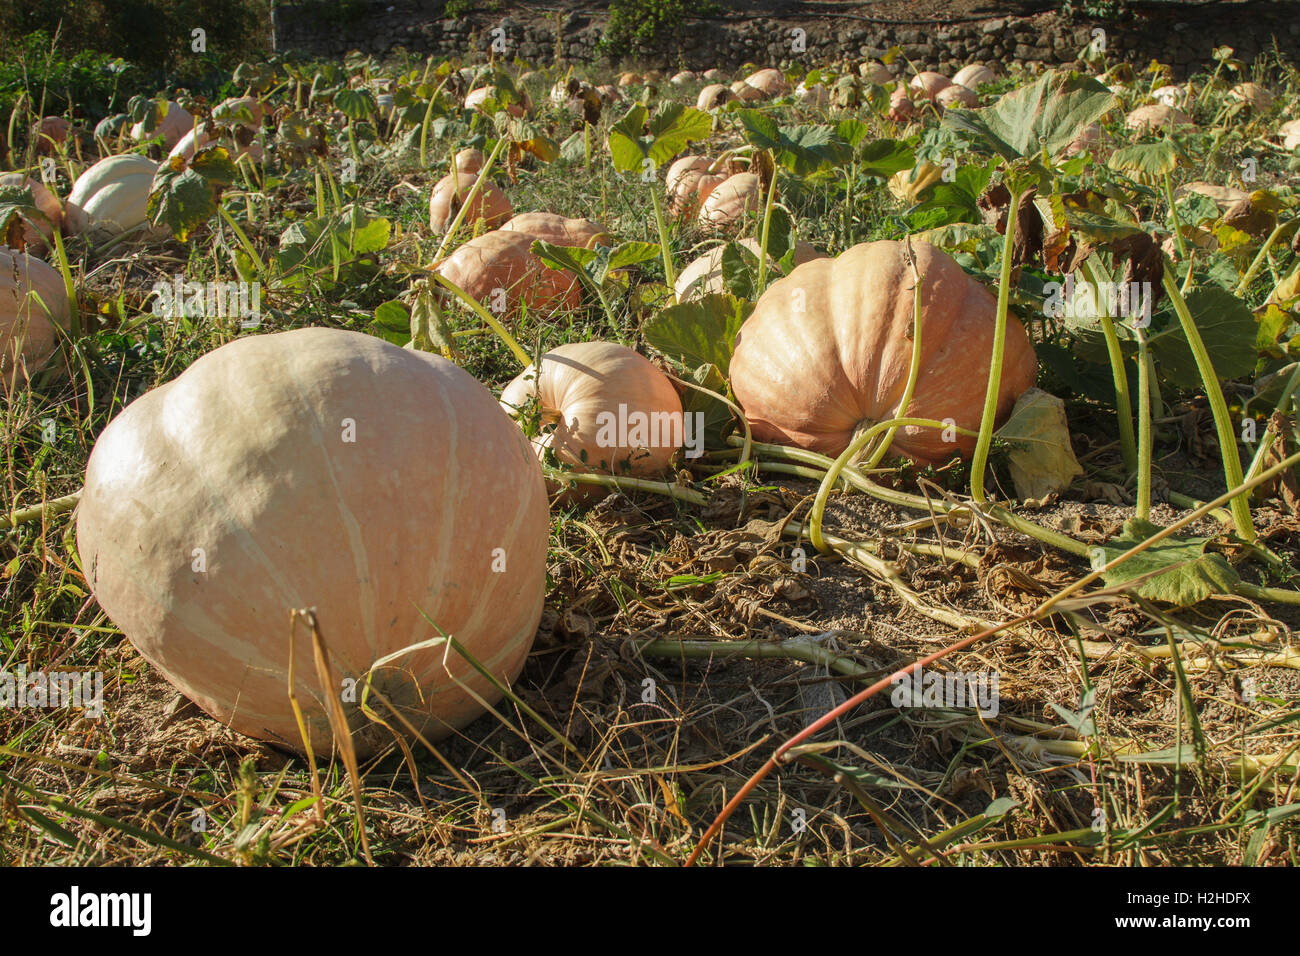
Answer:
[{"left": 275, "top": 1, "right": 1300, "bottom": 77}]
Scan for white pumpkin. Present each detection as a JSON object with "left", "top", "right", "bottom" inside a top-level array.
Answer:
[
  {"left": 75, "top": 327, "right": 549, "bottom": 756},
  {"left": 64, "top": 154, "right": 160, "bottom": 239}
]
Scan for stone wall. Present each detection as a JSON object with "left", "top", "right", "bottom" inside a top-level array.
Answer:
[{"left": 274, "top": 2, "right": 1300, "bottom": 77}]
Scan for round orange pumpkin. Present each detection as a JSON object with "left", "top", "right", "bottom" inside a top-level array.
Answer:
[
  {"left": 666, "top": 155, "right": 728, "bottom": 217},
  {"left": 909, "top": 72, "right": 953, "bottom": 102},
  {"left": 435, "top": 229, "right": 581, "bottom": 317},
  {"left": 75, "top": 327, "right": 548, "bottom": 757},
  {"left": 698, "top": 172, "right": 762, "bottom": 228},
  {"left": 500, "top": 341, "right": 683, "bottom": 502},
  {"left": 1, "top": 247, "right": 71, "bottom": 379},
  {"left": 500, "top": 212, "right": 610, "bottom": 249},
  {"left": 729, "top": 240, "right": 1037, "bottom": 463},
  {"left": 428, "top": 173, "right": 512, "bottom": 233}
]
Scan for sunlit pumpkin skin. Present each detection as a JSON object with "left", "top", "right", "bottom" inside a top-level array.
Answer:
[
  {"left": 454, "top": 147, "right": 485, "bottom": 176},
  {"left": 618, "top": 72, "right": 642, "bottom": 87},
  {"left": 796, "top": 83, "right": 829, "bottom": 107},
  {"left": 501, "top": 212, "right": 610, "bottom": 249},
  {"left": 435, "top": 229, "right": 581, "bottom": 317},
  {"left": 952, "top": 64, "right": 995, "bottom": 89},
  {"left": 730, "top": 80, "right": 765, "bottom": 104},
  {"left": 131, "top": 100, "right": 196, "bottom": 151},
  {"left": 697, "top": 84, "right": 737, "bottom": 110},
  {"left": 1228, "top": 82, "right": 1273, "bottom": 111},
  {"left": 1152, "top": 84, "right": 1191, "bottom": 110},
  {"left": 698, "top": 172, "right": 762, "bottom": 228},
  {"left": 76, "top": 328, "right": 547, "bottom": 756},
  {"left": 65, "top": 154, "right": 160, "bottom": 239},
  {"left": 464, "top": 87, "right": 528, "bottom": 117},
  {"left": 1125, "top": 104, "right": 1194, "bottom": 132},
  {"left": 936, "top": 84, "right": 978, "bottom": 109},
  {"left": 595, "top": 84, "right": 622, "bottom": 104},
  {"left": 675, "top": 238, "right": 826, "bottom": 301},
  {"left": 909, "top": 72, "right": 953, "bottom": 102},
  {"left": 1280, "top": 119, "right": 1300, "bottom": 151},
  {"left": 428, "top": 172, "right": 512, "bottom": 233},
  {"left": 0, "top": 247, "right": 71, "bottom": 378},
  {"left": 744, "top": 69, "right": 788, "bottom": 98},
  {"left": 671, "top": 71, "right": 699, "bottom": 85},
  {"left": 0, "top": 173, "right": 63, "bottom": 255},
  {"left": 729, "top": 240, "right": 1037, "bottom": 464},
  {"left": 888, "top": 87, "right": 915, "bottom": 121},
  {"left": 859, "top": 62, "right": 892, "bottom": 84},
  {"left": 666, "top": 155, "right": 727, "bottom": 217},
  {"left": 499, "top": 341, "right": 683, "bottom": 502}
]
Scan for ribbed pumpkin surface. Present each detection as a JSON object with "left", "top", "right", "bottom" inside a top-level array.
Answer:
[
  {"left": 76, "top": 328, "right": 549, "bottom": 756},
  {"left": 729, "top": 240, "right": 1037, "bottom": 463}
]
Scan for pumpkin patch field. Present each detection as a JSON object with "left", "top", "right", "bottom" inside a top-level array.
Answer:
[{"left": 4, "top": 40, "right": 1300, "bottom": 868}]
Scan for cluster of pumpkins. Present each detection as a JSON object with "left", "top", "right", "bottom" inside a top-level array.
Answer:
[{"left": 1, "top": 96, "right": 266, "bottom": 378}]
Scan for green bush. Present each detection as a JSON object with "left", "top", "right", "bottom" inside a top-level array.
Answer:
[{"left": 597, "top": 0, "right": 718, "bottom": 61}]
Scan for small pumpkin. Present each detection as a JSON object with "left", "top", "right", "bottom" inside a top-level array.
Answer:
[
  {"left": 499, "top": 341, "right": 683, "bottom": 502},
  {"left": 859, "top": 62, "right": 892, "bottom": 84},
  {"left": 744, "top": 69, "right": 788, "bottom": 98},
  {"left": 33, "top": 116, "right": 72, "bottom": 156},
  {"left": 729, "top": 240, "right": 1037, "bottom": 463},
  {"left": 796, "top": 82, "right": 829, "bottom": 107},
  {"left": 500, "top": 212, "right": 610, "bottom": 249},
  {"left": 935, "top": 84, "right": 978, "bottom": 109},
  {"left": 131, "top": 100, "right": 196, "bottom": 152},
  {"left": 952, "top": 64, "right": 995, "bottom": 89},
  {"left": 666, "top": 155, "right": 727, "bottom": 217},
  {"left": 454, "top": 147, "right": 485, "bottom": 177},
  {"left": 702, "top": 68, "right": 728, "bottom": 82},
  {"left": 618, "top": 72, "right": 642, "bottom": 87},
  {"left": 435, "top": 229, "right": 581, "bottom": 317},
  {"left": 909, "top": 72, "right": 953, "bottom": 102},
  {"left": 888, "top": 87, "right": 915, "bottom": 121},
  {"left": 64, "top": 154, "right": 160, "bottom": 239},
  {"left": 0, "top": 173, "right": 64, "bottom": 255},
  {"left": 76, "top": 327, "right": 548, "bottom": 757},
  {"left": 0, "top": 247, "right": 71, "bottom": 379},
  {"left": 1229, "top": 82, "right": 1273, "bottom": 111},
  {"left": 595, "top": 84, "right": 623, "bottom": 104},
  {"left": 698, "top": 172, "right": 763, "bottom": 229},
  {"left": 428, "top": 172, "right": 512, "bottom": 233},
  {"left": 1125, "top": 104, "right": 1194, "bottom": 132},
  {"left": 1279, "top": 119, "right": 1300, "bottom": 151},
  {"left": 697, "top": 84, "right": 737, "bottom": 110},
  {"left": 671, "top": 71, "right": 699, "bottom": 85},
  {"left": 1152, "top": 84, "right": 1191, "bottom": 110}
]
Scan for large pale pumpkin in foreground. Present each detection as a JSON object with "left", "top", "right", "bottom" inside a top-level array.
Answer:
[
  {"left": 76, "top": 328, "right": 549, "bottom": 756},
  {"left": 729, "top": 240, "right": 1037, "bottom": 463}
]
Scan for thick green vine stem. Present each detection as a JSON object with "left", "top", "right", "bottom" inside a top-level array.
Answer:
[
  {"left": 1080, "top": 258, "right": 1139, "bottom": 475},
  {"left": 1135, "top": 328, "right": 1154, "bottom": 521},
  {"left": 970, "top": 186, "right": 1024, "bottom": 503},
  {"left": 648, "top": 183, "right": 677, "bottom": 302},
  {"left": 1161, "top": 268, "right": 1255, "bottom": 542},
  {"left": 809, "top": 417, "right": 977, "bottom": 554},
  {"left": 755, "top": 158, "right": 779, "bottom": 296},
  {"left": 431, "top": 273, "right": 532, "bottom": 368},
  {"left": 865, "top": 254, "right": 925, "bottom": 470}
]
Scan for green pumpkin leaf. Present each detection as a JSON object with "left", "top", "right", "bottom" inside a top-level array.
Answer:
[
  {"left": 148, "top": 146, "right": 238, "bottom": 242},
  {"left": 942, "top": 70, "right": 1117, "bottom": 161},
  {"left": 994, "top": 387, "right": 1084, "bottom": 500},
  {"left": 1147, "top": 286, "right": 1257, "bottom": 390},
  {"left": 644, "top": 293, "right": 752, "bottom": 377},
  {"left": 1098, "top": 518, "right": 1240, "bottom": 608}
]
